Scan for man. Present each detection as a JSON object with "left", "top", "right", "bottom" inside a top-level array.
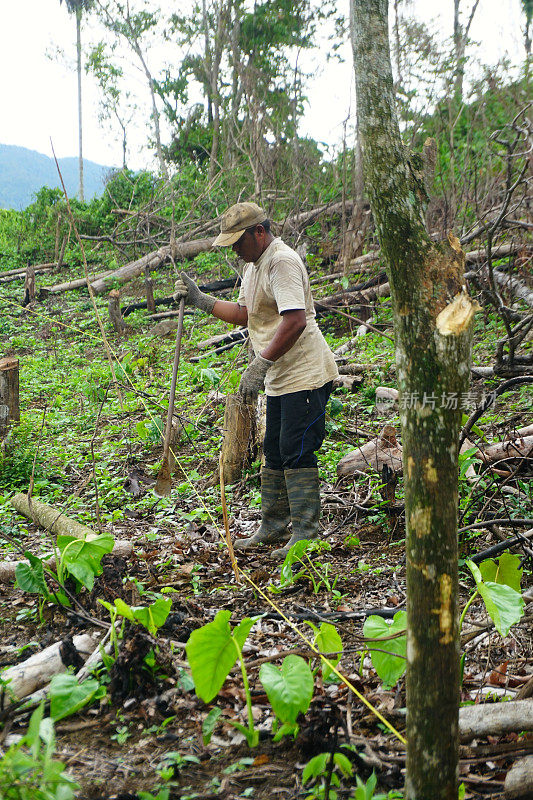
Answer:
[{"left": 174, "top": 202, "right": 338, "bottom": 558}]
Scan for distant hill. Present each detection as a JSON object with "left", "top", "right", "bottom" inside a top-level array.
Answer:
[{"left": 0, "top": 144, "right": 114, "bottom": 209}]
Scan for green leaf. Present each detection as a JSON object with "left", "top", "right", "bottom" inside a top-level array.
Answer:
[
  {"left": 466, "top": 559, "right": 525, "bottom": 636},
  {"left": 479, "top": 552, "right": 522, "bottom": 592},
  {"left": 363, "top": 611, "right": 407, "bottom": 689},
  {"left": 202, "top": 707, "right": 222, "bottom": 745},
  {"left": 313, "top": 622, "right": 342, "bottom": 680},
  {"left": 280, "top": 539, "right": 311, "bottom": 585},
  {"left": 233, "top": 615, "right": 261, "bottom": 651},
  {"left": 477, "top": 581, "right": 525, "bottom": 637},
  {"left": 259, "top": 655, "right": 314, "bottom": 724},
  {"left": 186, "top": 610, "right": 237, "bottom": 703},
  {"left": 58, "top": 534, "right": 114, "bottom": 590},
  {"left": 302, "top": 752, "right": 329, "bottom": 784},
  {"left": 131, "top": 597, "right": 172, "bottom": 635},
  {"left": 333, "top": 752, "right": 353, "bottom": 778},
  {"left": 49, "top": 674, "right": 104, "bottom": 721},
  {"left": 15, "top": 551, "right": 49, "bottom": 597}
]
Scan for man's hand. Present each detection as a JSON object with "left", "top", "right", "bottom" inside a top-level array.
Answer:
[
  {"left": 173, "top": 272, "right": 216, "bottom": 313},
  {"left": 239, "top": 354, "right": 274, "bottom": 403}
]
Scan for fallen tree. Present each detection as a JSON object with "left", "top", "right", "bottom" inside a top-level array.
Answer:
[
  {"left": 459, "top": 699, "right": 533, "bottom": 741},
  {"left": 0, "top": 634, "right": 99, "bottom": 705},
  {"left": 91, "top": 238, "right": 215, "bottom": 295}
]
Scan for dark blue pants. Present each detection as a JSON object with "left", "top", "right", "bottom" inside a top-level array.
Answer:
[{"left": 263, "top": 382, "right": 333, "bottom": 470}]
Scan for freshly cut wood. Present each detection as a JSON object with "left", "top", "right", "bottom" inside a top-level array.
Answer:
[
  {"left": 337, "top": 425, "right": 403, "bottom": 477},
  {"left": 375, "top": 386, "right": 399, "bottom": 407},
  {"left": 333, "top": 375, "right": 364, "bottom": 392},
  {"left": 0, "top": 539, "right": 132, "bottom": 583},
  {"left": 0, "top": 634, "right": 99, "bottom": 705},
  {"left": 91, "top": 238, "right": 214, "bottom": 295},
  {"left": 459, "top": 699, "right": 533, "bottom": 741},
  {"left": 505, "top": 756, "right": 533, "bottom": 798},
  {"left": 43, "top": 268, "right": 114, "bottom": 294},
  {"left": 219, "top": 394, "right": 255, "bottom": 485}
]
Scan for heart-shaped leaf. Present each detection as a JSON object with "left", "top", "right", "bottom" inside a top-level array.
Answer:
[
  {"left": 259, "top": 654, "right": 314, "bottom": 724},
  {"left": 15, "top": 552, "right": 49, "bottom": 598},
  {"left": 49, "top": 674, "right": 104, "bottom": 721},
  {"left": 363, "top": 611, "right": 407, "bottom": 689},
  {"left": 58, "top": 534, "right": 114, "bottom": 590},
  {"left": 187, "top": 610, "right": 258, "bottom": 703},
  {"left": 479, "top": 552, "right": 522, "bottom": 592},
  {"left": 313, "top": 622, "right": 343, "bottom": 680}
]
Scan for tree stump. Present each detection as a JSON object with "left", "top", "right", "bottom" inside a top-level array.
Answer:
[
  {"left": 144, "top": 265, "right": 155, "bottom": 313},
  {"left": 219, "top": 394, "right": 255, "bottom": 485},
  {"left": 0, "top": 357, "right": 19, "bottom": 438},
  {"left": 23, "top": 264, "right": 35, "bottom": 307},
  {"left": 108, "top": 289, "right": 125, "bottom": 335}
]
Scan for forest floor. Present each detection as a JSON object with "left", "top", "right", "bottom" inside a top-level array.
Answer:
[{"left": 0, "top": 255, "right": 531, "bottom": 799}]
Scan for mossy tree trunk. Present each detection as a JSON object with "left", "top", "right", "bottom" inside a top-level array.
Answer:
[{"left": 352, "top": 2, "right": 477, "bottom": 797}]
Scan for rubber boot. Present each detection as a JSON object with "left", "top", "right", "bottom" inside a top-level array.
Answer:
[
  {"left": 271, "top": 468, "right": 320, "bottom": 559},
  {"left": 234, "top": 468, "right": 290, "bottom": 550}
]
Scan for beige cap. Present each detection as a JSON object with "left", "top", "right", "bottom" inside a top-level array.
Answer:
[{"left": 213, "top": 202, "right": 267, "bottom": 247}]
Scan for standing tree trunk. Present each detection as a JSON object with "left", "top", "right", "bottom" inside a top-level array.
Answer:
[
  {"left": 352, "top": 2, "right": 478, "bottom": 798},
  {"left": 76, "top": 6, "right": 85, "bottom": 202}
]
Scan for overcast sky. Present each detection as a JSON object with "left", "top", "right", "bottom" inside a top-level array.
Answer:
[{"left": 1, "top": 0, "right": 526, "bottom": 171}]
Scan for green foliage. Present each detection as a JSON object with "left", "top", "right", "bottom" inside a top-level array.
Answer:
[
  {"left": 49, "top": 673, "right": 105, "bottom": 722},
  {"left": 465, "top": 558, "right": 524, "bottom": 637},
  {"left": 302, "top": 749, "right": 353, "bottom": 800},
  {"left": 99, "top": 597, "right": 172, "bottom": 636},
  {"left": 56, "top": 533, "right": 114, "bottom": 591},
  {"left": 0, "top": 423, "right": 47, "bottom": 489},
  {"left": 186, "top": 610, "right": 257, "bottom": 703},
  {"left": 259, "top": 655, "right": 314, "bottom": 738},
  {"left": 0, "top": 703, "right": 79, "bottom": 800},
  {"left": 363, "top": 612, "right": 407, "bottom": 689},
  {"left": 305, "top": 621, "right": 343, "bottom": 680}
]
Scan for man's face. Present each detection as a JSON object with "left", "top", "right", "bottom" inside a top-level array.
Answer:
[{"left": 232, "top": 227, "right": 264, "bottom": 263}]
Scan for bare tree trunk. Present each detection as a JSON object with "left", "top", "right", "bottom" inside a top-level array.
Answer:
[
  {"left": 108, "top": 289, "right": 125, "bottom": 335},
  {"left": 352, "top": 2, "right": 477, "bottom": 797},
  {"left": 76, "top": 7, "right": 85, "bottom": 202},
  {"left": 144, "top": 265, "right": 155, "bottom": 313},
  {"left": 0, "top": 357, "right": 19, "bottom": 439}
]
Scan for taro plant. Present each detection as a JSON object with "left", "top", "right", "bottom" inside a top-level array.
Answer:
[
  {"left": 49, "top": 672, "right": 106, "bottom": 722},
  {"left": 187, "top": 610, "right": 317, "bottom": 746},
  {"left": 259, "top": 654, "right": 314, "bottom": 740},
  {"left": 98, "top": 596, "right": 172, "bottom": 637},
  {"left": 186, "top": 610, "right": 261, "bottom": 747},
  {"left": 461, "top": 553, "right": 524, "bottom": 636},
  {"left": 274, "top": 539, "right": 337, "bottom": 594},
  {"left": 362, "top": 611, "right": 407, "bottom": 689},
  {"left": 15, "top": 533, "right": 114, "bottom": 609},
  {"left": 305, "top": 620, "right": 343, "bottom": 681}
]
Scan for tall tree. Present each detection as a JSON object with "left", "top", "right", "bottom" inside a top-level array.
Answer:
[
  {"left": 95, "top": 0, "right": 169, "bottom": 178},
  {"left": 452, "top": 0, "right": 480, "bottom": 101},
  {"left": 521, "top": 0, "right": 532, "bottom": 58},
  {"left": 60, "top": 0, "right": 92, "bottom": 202},
  {"left": 352, "top": 1, "right": 477, "bottom": 798}
]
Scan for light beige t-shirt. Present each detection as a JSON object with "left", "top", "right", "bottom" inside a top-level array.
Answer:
[{"left": 237, "top": 238, "right": 338, "bottom": 396}]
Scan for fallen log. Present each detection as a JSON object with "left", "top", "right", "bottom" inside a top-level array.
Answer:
[
  {"left": 0, "top": 262, "right": 56, "bottom": 279},
  {"left": 316, "top": 281, "right": 390, "bottom": 310},
  {"left": 493, "top": 269, "right": 533, "bottom": 308},
  {"left": 41, "top": 268, "right": 114, "bottom": 295},
  {"left": 91, "top": 238, "right": 214, "bottom": 295},
  {"left": 469, "top": 527, "right": 533, "bottom": 564},
  {"left": 333, "top": 375, "right": 364, "bottom": 392},
  {"left": 505, "top": 755, "right": 533, "bottom": 798},
  {"left": 337, "top": 425, "right": 403, "bottom": 477},
  {"left": 459, "top": 699, "right": 533, "bottom": 741},
  {"left": 280, "top": 199, "right": 355, "bottom": 232},
  {"left": 0, "top": 634, "right": 99, "bottom": 705},
  {"left": 480, "top": 434, "right": 533, "bottom": 465}
]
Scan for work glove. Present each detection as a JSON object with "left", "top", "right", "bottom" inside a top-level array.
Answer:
[
  {"left": 238, "top": 354, "right": 274, "bottom": 404},
  {"left": 173, "top": 272, "right": 216, "bottom": 314}
]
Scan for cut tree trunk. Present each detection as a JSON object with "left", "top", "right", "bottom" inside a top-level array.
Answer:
[
  {"left": 459, "top": 699, "right": 533, "bottom": 740},
  {"left": 91, "top": 238, "right": 214, "bottom": 295},
  {"left": 219, "top": 394, "right": 255, "bottom": 485},
  {"left": 352, "top": 2, "right": 477, "bottom": 796},
  {"left": 144, "top": 265, "right": 155, "bottom": 313},
  {"left": 504, "top": 756, "right": 533, "bottom": 798},
  {"left": 337, "top": 424, "right": 403, "bottom": 476},
  {"left": 42, "top": 268, "right": 114, "bottom": 295},
  {"left": 0, "top": 634, "right": 98, "bottom": 705},
  {"left": 108, "top": 290, "right": 126, "bottom": 335},
  {"left": 23, "top": 264, "right": 35, "bottom": 307},
  {"left": 11, "top": 493, "right": 111, "bottom": 542},
  {"left": 0, "top": 357, "right": 19, "bottom": 438}
]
